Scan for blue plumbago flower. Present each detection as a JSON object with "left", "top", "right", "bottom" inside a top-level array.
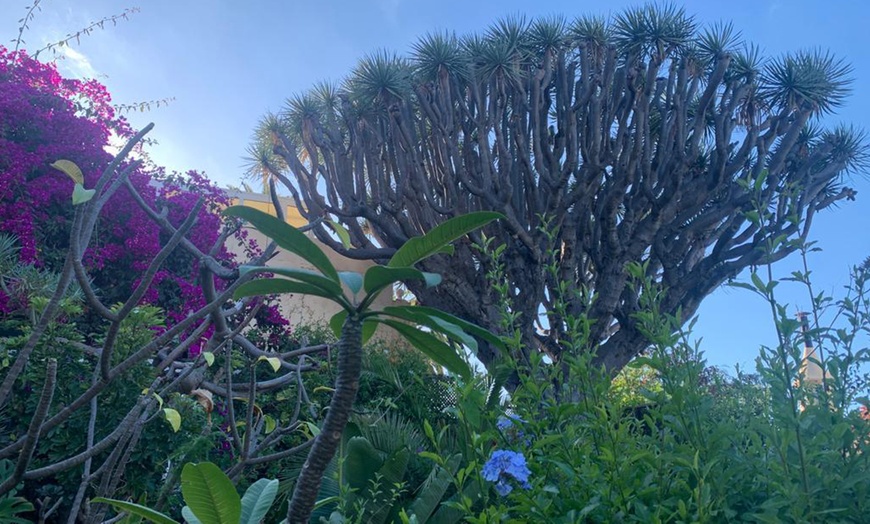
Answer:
[
  {"left": 497, "top": 414, "right": 531, "bottom": 446},
  {"left": 482, "top": 450, "right": 532, "bottom": 496},
  {"left": 496, "top": 413, "right": 526, "bottom": 431}
]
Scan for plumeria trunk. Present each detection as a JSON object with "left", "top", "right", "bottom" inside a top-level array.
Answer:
[{"left": 286, "top": 315, "right": 363, "bottom": 523}]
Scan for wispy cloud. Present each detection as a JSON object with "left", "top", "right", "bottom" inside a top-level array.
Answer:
[{"left": 58, "top": 45, "right": 99, "bottom": 79}]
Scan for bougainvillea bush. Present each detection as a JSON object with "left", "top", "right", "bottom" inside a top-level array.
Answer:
[
  {"left": 0, "top": 45, "right": 287, "bottom": 345},
  {"left": 0, "top": 46, "right": 297, "bottom": 519}
]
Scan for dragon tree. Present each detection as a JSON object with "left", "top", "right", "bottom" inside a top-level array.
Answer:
[{"left": 248, "top": 5, "right": 866, "bottom": 380}]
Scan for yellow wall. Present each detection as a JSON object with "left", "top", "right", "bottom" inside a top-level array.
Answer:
[{"left": 228, "top": 197, "right": 307, "bottom": 228}]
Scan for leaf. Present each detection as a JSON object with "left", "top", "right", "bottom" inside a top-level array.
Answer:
[
  {"left": 240, "top": 266, "right": 344, "bottom": 297},
  {"left": 223, "top": 206, "right": 339, "bottom": 282},
  {"left": 263, "top": 415, "right": 276, "bottom": 435},
  {"left": 339, "top": 271, "right": 363, "bottom": 295},
  {"left": 377, "top": 319, "right": 471, "bottom": 379},
  {"left": 181, "top": 462, "right": 241, "bottom": 524},
  {"left": 331, "top": 310, "right": 376, "bottom": 343},
  {"left": 422, "top": 272, "right": 442, "bottom": 287},
  {"left": 389, "top": 306, "right": 506, "bottom": 352},
  {"left": 344, "top": 437, "right": 384, "bottom": 489},
  {"left": 330, "top": 310, "right": 348, "bottom": 338},
  {"left": 72, "top": 183, "right": 96, "bottom": 205},
  {"left": 258, "top": 355, "right": 281, "bottom": 372},
  {"left": 362, "top": 320, "right": 377, "bottom": 345},
  {"left": 388, "top": 212, "right": 502, "bottom": 268},
  {"left": 328, "top": 219, "right": 352, "bottom": 249},
  {"left": 0, "top": 496, "right": 35, "bottom": 524},
  {"left": 233, "top": 278, "right": 342, "bottom": 304},
  {"left": 363, "top": 266, "right": 429, "bottom": 295},
  {"left": 91, "top": 498, "right": 179, "bottom": 524},
  {"left": 191, "top": 389, "right": 214, "bottom": 413},
  {"left": 239, "top": 478, "right": 279, "bottom": 524},
  {"left": 163, "top": 408, "right": 181, "bottom": 433},
  {"left": 181, "top": 506, "right": 203, "bottom": 524},
  {"left": 378, "top": 306, "right": 477, "bottom": 353},
  {"left": 202, "top": 352, "right": 215, "bottom": 366},
  {"left": 409, "top": 454, "right": 462, "bottom": 523},
  {"left": 50, "top": 159, "right": 84, "bottom": 184},
  {"left": 305, "top": 421, "right": 321, "bottom": 437}
]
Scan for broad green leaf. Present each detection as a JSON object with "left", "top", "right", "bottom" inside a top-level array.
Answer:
[
  {"left": 72, "top": 183, "right": 96, "bottom": 205},
  {"left": 422, "top": 272, "right": 442, "bottom": 287},
  {"left": 305, "top": 421, "right": 321, "bottom": 437},
  {"left": 388, "top": 212, "right": 502, "bottom": 268},
  {"left": 330, "top": 310, "right": 376, "bottom": 343},
  {"left": 163, "top": 408, "right": 181, "bottom": 433},
  {"left": 240, "top": 266, "right": 343, "bottom": 297},
  {"left": 263, "top": 415, "right": 276, "bottom": 435},
  {"left": 233, "top": 278, "right": 344, "bottom": 305},
  {"left": 339, "top": 271, "right": 363, "bottom": 295},
  {"left": 0, "top": 495, "right": 34, "bottom": 524},
  {"left": 387, "top": 306, "right": 506, "bottom": 353},
  {"left": 239, "top": 478, "right": 279, "bottom": 524},
  {"left": 363, "top": 266, "right": 428, "bottom": 295},
  {"left": 258, "top": 355, "right": 281, "bottom": 372},
  {"left": 378, "top": 306, "right": 476, "bottom": 353},
  {"left": 50, "top": 159, "right": 84, "bottom": 184},
  {"left": 202, "top": 352, "right": 215, "bottom": 366},
  {"left": 409, "top": 454, "right": 462, "bottom": 523},
  {"left": 327, "top": 219, "right": 352, "bottom": 249},
  {"left": 91, "top": 498, "right": 179, "bottom": 524},
  {"left": 181, "top": 462, "right": 241, "bottom": 524},
  {"left": 182, "top": 506, "right": 203, "bottom": 524},
  {"left": 223, "top": 206, "right": 339, "bottom": 282},
  {"left": 313, "top": 496, "right": 341, "bottom": 511},
  {"left": 344, "top": 437, "right": 384, "bottom": 489},
  {"left": 362, "top": 319, "right": 377, "bottom": 345},
  {"left": 377, "top": 319, "right": 471, "bottom": 379},
  {"left": 152, "top": 392, "right": 164, "bottom": 409},
  {"left": 330, "top": 310, "right": 348, "bottom": 338}
]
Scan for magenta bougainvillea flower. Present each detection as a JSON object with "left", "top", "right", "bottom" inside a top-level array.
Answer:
[{"left": 0, "top": 46, "right": 290, "bottom": 348}]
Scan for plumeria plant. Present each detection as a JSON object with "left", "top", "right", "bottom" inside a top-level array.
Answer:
[{"left": 221, "top": 205, "right": 505, "bottom": 523}]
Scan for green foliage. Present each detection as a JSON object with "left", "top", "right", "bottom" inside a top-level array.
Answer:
[
  {"left": 0, "top": 460, "right": 34, "bottom": 524},
  {"left": 396, "top": 243, "right": 870, "bottom": 523},
  {"left": 224, "top": 205, "right": 504, "bottom": 382},
  {"left": 223, "top": 205, "right": 503, "bottom": 522},
  {"left": 94, "top": 463, "right": 279, "bottom": 524}
]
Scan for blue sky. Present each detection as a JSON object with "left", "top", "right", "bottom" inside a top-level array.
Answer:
[{"left": 2, "top": 0, "right": 868, "bottom": 371}]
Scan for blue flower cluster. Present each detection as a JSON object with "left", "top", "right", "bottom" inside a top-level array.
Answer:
[
  {"left": 481, "top": 449, "right": 532, "bottom": 496},
  {"left": 496, "top": 413, "right": 525, "bottom": 431},
  {"left": 497, "top": 414, "right": 531, "bottom": 447}
]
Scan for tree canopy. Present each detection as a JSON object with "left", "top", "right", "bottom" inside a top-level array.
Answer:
[{"left": 249, "top": 5, "right": 866, "bottom": 378}]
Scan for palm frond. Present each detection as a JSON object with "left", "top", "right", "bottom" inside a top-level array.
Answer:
[
  {"left": 613, "top": 4, "right": 695, "bottom": 59},
  {"left": 346, "top": 50, "right": 413, "bottom": 103},
  {"left": 612, "top": 5, "right": 648, "bottom": 55},
  {"left": 760, "top": 49, "right": 853, "bottom": 115},
  {"left": 820, "top": 125, "right": 869, "bottom": 173},
  {"left": 727, "top": 43, "right": 763, "bottom": 83},
  {"left": 529, "top": 15, "right": 570, "bottom": 54},
  {"left": 411, "top": 31, "right": 468, "bottom": 82},
  {"left": 697, "top": 21, "right": 741, "bottom": 61},
  {"left": 464, "top": 15, "right": 531, "bottom": 81},
  {"left": 570, "top": 14, "right": 609, "bottom": 50},
  {"left": 355, "top": 411, "right": 425, "bottom": 455},
  {"left": 0, "top": 234, "right": 20, "bottom": 277}
]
